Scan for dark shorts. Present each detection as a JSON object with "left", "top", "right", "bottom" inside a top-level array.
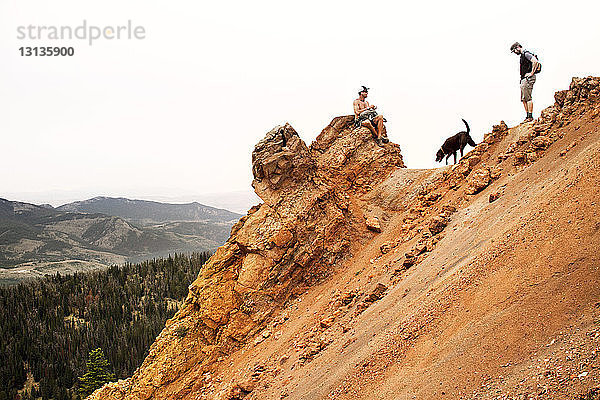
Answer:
[
  {"left": 520, "top": 75, "right": 536, "bottom": 102},
  {"left": 354, "top": 109, "right": 379, "bottom": 128}
]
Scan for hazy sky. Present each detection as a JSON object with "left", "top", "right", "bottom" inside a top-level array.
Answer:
[{"left": 1, "top": 0, "right": 599, "bottom": 210}]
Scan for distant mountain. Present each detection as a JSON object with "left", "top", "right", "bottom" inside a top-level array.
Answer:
[
  {"left": 57, "top": 196, "right": 240, "bottom": 224},
  {"left": 0, "top": 197, "right": 242, "bottom": 281}
]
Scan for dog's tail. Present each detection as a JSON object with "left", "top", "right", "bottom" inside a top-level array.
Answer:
[
  {"left": 462, "top": 118, "right": 476, "bottom": 146},
  {"left": 461, "top": 118, "right": 470, "bottom": 134}
]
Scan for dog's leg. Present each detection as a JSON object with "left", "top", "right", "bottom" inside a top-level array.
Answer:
[{"left": 453, "top": 152, "right": 457, "bottom": 164}]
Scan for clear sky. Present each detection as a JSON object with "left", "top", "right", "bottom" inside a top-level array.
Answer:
[{"left": 1, "top": 0, "right": 598, "bottom": 211}]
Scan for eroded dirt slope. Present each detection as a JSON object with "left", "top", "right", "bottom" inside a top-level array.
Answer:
[{"left": 91, "top": 77, "right": 600, "bottom": 400}]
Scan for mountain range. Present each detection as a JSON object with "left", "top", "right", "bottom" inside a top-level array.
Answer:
[{"left": 0, "top": 197, "right": 242, "bottom": 284}]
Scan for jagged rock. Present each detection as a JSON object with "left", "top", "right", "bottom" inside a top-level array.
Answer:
[
  {"left": 514, "top": 151, "right": 527, "bottom": 166},
  {"left": 270, "top": 229, "right": 294, "bottom": 248},
  {"left": 339, "top": 290, "right": 357, "bottom": 306},
  {"left": 546, "top": 77, "right": 600, "bottom": 125},
  {"left": 526, "top": 151, "right": 539, "bottom": 163},
  {"left": 227, "top": 383, "right": 253, "bottom": 400},
  {"left": 468, "top": 155, "right": 481, "bottom": 168},
  {"left": 251, "top": 124, "right": 316, "bottom": 206},
  {"left": 452, "top": 161, "right": 471, "bottom": 177},
  {"left": 429, "top": 216, "right": 448, "bottom": 235},
  {"left": 357, "top": 283, "right": 389, "bottom": 313},
  {"left": 471, "top": 142, "right": 490, "bottom": 157},
  {"left": 441, "top": 205, "right": 457, "bottom": 214},
  {"left": 319, "top": 316, "right": 335, "bottom": 329},
  {"left": 531, "top": 135, "right": 553, "bottom": 150},
  {"left": 489, "top": 191, "right": 501, "bottom": 203},
  {"left": 533, "top": 123, "right": 552, "bottom": 133},
  {"left": 538, "top": 105, "right": 559, "bottom": 125},
  {"left": 484, "top": 121, "right": 509, "bottom": 143},
  {"left": 380, "top": 241, "right": 393, "bottom": 254},
  {"left": 89, "top": 116, "right": 405, "bottom": 400},
  {"left": 366, "top": 283, "right": 388, "bottom": 302},
  {"left": 489, "top": 167, "right": 502, "bottom": 180},
  {"left": 466, "top": 168, "right": 491, "bottom": 195},
  {"left": 555, "top": 90, "right": 567, "bottom": 107},
  {"left": 365, "top": 216, "right": 382, "bottom": 232}
]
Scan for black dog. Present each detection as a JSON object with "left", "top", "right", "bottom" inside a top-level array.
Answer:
[{"left": 435, "top": 119, "right": 476, "bottom": 165}]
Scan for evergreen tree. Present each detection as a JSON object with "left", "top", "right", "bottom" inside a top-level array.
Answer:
[
  {"left": 0, "top": 251, "right": 211, "bottom": 399},
  {"left": 78, "top": 348, "right": 116, "bottom": 398}
]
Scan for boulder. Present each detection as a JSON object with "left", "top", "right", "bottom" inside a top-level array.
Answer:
[
  {"left": 531, "top": 135, "right": 553, "bottom": 150},
  {"left": 514, "top": 151, "right": 527, "bottom": 166},
  {"left": 489, "top": 191, "right": 501, "bottom": 203},
  {"left": 466, "top": 168, "right": 491, "bottom": 194},
  {"left": 429, "top": 216, "right": 448, "bottom": 235},
  {"left": 365, "top": 216, "right": 382, "bottom": 233}
]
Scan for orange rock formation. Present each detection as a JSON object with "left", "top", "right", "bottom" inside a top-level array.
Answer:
[{"left": 91, "top": 77, "right": 600, "bottom": 400}]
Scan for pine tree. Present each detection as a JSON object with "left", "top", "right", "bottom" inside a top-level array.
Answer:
[{"left": 77, "top": 348, "right": 116, "bottom": 398}]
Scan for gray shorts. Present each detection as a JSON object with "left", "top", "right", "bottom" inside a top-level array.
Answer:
[{"left": 520, "top": 75, "right": 536, "bottom": 102}]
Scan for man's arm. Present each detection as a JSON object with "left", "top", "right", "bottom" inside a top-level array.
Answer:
[
  {"left": 354, "top": 100, "right": 371, "bottom": 115},
  {"left": 353, "top": 100, "right": 363, "bottom": 116},
  {"left": 524, "top": 52, "right": 540, "bottom": 77},
  {"left": 354, "top": 100, "right": 376, "bottom": 116}
]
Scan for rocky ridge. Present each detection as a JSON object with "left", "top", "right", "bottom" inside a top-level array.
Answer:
[{"left": 91, "top": 77, "right": 600, "bottom": 400}]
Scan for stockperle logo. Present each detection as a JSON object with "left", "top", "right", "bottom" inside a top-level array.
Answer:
[{"left": 16, "top": 20, "right": 146, "bottom": 46}]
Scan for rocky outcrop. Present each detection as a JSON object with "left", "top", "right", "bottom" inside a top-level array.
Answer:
[
  {"left": 90, "top": 78, "right": 600, "bottom": 400},
  {"left": 522, "top": 76, "right": 600, "bottom": 165},
  {"left": 90, "top": 117, "right": 404, "bottom": 400}
]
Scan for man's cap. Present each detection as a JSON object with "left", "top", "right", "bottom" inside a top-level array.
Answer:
[
  {"left": 510, "top": 42, "right": 521, "bottom": 51},
  {"left": 359, "top": 85, "right": 369, "bottom": 94}
]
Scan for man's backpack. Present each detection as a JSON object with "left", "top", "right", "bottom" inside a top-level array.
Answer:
[{"left": 526, "top": 51, "right": 542, "bottom": 74}]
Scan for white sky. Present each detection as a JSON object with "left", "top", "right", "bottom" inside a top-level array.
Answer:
[{"left": 1, "top": 0, "right": 599, "bottom": 211}]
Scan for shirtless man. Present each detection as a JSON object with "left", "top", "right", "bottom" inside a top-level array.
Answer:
[{"left": 353, "top": 86, "right": 388, "bottom": 146}]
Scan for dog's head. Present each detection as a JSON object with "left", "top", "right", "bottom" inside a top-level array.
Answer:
[{"left": 435, "top": 149, "right": 444, "bottom": 162}]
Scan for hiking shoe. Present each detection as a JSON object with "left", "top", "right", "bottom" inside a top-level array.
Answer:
[
  {"left": 523, "top": 117, "right": 534, "bottom": 123},
  {"left": 381, "top": 136, "right": 390, "bottom": 144},
  {"left": 375, "top": 138, "right": 384, "bottom": 147}
]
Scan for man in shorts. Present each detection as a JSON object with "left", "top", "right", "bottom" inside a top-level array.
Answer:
[
  {"left": 353, "top": 86, "right": 389, "bottom": 146},
  {"left": 510, "top": 42, "right": 541, "bottom": 123}
]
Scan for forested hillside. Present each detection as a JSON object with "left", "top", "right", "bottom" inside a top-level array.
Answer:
[{"left": 0, "top": 252, "right": 211, "bottom": 400}]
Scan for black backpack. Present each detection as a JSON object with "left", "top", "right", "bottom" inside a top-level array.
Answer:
[{"left": 526, "top": 51, "right": 542, "bottom": 74}]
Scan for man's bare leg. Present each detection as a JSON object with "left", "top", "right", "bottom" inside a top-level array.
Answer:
[
  {"left": 374, "top": 115, "right": 387, "bottom": 141},
  {"left": 361, "top": 120, "right": 379, "bottom": 139},
  {"left": 526, "top": 101, "right": 533, "bottom": 114},
  {"left": 522, "top": 100, "right": 528, "bottom": 113}
]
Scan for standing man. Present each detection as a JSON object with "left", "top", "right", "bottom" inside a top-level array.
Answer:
[
  {"left": 510, "top": 42, "right": 541, "bottom": 122},
  {"left": 353, "top": 86, "right": 389, "bottom": 146}
]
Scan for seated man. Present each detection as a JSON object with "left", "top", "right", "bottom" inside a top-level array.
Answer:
[{"left": 353, "top": 85, "right": 389, "bottom": 146}]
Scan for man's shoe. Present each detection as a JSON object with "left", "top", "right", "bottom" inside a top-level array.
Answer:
[
  {"left": 381, "top": 136, "right": 390, "bottom": 144},
  {"left": 376, "top": 138, "right": 384, "bottom": 147},
  {"left": 523, "top": 117, "right": 534, "bottom": 123}
]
